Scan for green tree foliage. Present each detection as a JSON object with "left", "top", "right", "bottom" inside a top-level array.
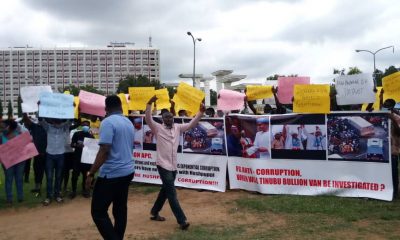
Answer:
[
  {"left": 266, "top": 74, "right": 298, "bottom": 80},
  {"left": 17, "top": 95, "right": 23, "bottom": 118},
  {"left": 60, "top": 85, "right": 105, "bottom": 96},
  {"left": 375, "top": 65, "right": 398, "bottom": 87},
  {"left": 210, "top": 89, "right": 217, "bottom": 106},
  {"left": 347, "top": 67, "right": 362, "bottom": 75},
  {"left": 7, "top": 100, "right": 13, "bottom": 119},
  {"left": 166, "top": 86, "right": 175, "bottom": 99},
  {"left": 116, "top": 75, "right": 162, "bottom": 93}
]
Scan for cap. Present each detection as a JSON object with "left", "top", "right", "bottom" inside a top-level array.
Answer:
[{"left": 256, "top": 117, "right": 268, "bottom": 124}]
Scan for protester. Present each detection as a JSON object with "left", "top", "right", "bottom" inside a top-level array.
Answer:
[
  {"left": 205, "top": 107, "right": 215, "bottom": 117},
  {"left": 1, "top": 119, "right": 26, "bottom": 204},
  {"left": 62, "top": 125, "right": 75, "bottom": 194},
  {"left": 145, "top": 95, "right": 205, "bottom": 230},
  {"left": 22, "top": 114, "right": 47, "bottom": 196},
  {"left": 36, "top": 103, "right": 74, "bottom": 206},
  {"left": 86, "top": 95, "right": 135, "bottom": 240},
  {"left": 70, "top": 120, "right": 94, "bottom": 199}
]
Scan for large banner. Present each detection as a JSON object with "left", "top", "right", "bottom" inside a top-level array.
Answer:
[
  {"left": 226, "top": 113, "right": 393, "bottom": 201},
  {"left": 131, "top": 116, "right": 228, "bottom": 192}
]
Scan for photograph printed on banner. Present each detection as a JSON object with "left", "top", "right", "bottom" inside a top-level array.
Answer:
[
  {"left": 142, "top": 116, "right": 183, "bottom": 152},
  {"left": 129, "top": 116, "right": 144, "bottom": 151},
  {"left": 225, "top": 115, "right": 271, "bottom": 159},
  {"left": 182, "top": 118, "right": 226, "bottom": 155},
  {"left": 327, "top": 113, "right": 389, "bottom": 162},
  {"left": 270, "top": 114, "right": 327, "bottom": 160}
]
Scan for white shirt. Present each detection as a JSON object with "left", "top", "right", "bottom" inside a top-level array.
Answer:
[
  {"left": 254, "top": 130, "right": 270, "bottom": 159},
  {"left": 133, "top": 127, "right": 143, "bottom": 150}
]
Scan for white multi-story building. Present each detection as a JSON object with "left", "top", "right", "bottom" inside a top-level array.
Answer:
[{"left": 0, "top": 44, "right": 160, "bottom": 114}]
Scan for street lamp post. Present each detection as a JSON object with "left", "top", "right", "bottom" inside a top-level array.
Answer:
[
  {"left": 355, "top": 46, "right": 394, "bottom": 85},
  {"left": 187, "top": 31, "right": 202, "bottom": 88}
]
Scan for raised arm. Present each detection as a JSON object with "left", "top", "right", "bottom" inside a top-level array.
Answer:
[
  {"left": 180, "top": 103, "right": 206, "bottom": 133},
  {"left": 145, "top": 96, "right": 158, "bottom": 132}
]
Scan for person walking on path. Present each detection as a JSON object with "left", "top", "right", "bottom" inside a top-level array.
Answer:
[
  {"left": 145, "top": 95, "right": 205, "bottom": 230},
  {"left": 86, "top": 95, "right": 135, "bottom": 240}
]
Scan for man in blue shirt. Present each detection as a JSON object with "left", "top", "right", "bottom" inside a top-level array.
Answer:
[{"left": 86, "top": 95, "right": 135, "bottom": 240}]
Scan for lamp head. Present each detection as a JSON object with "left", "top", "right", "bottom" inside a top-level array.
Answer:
[
  {"left": 355, "top": 50, "right": 361, "bottom": 52},
  {"left": 187, "top": 32, "right": 192, "bottom": 36},
  {"left": 197, "top": 38, "right": 202, "bottom": 42}
]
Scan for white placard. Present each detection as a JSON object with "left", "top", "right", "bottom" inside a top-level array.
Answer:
[
  {"left": 335, "top": 73, "right": 375, "bottom": 105},
  {"left": 81, "top": 138, "right": 99, "bottom": 164},
  {"left": 21, "top": 86, "right": 52, "bottom": 113}
]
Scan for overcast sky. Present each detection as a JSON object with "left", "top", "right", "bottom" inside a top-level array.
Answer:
[{"left": 1, "top": 0, "right": 399, "bottom": 86}]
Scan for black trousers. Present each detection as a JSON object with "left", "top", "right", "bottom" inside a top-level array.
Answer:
[
  {"left": 24, "top": 159, "right": 31, "bottom": 181},
  {"left": 71, "top": 162, "right": 92, "bottom": 193},
  {"left": 91, "top": 173, "right": 134, "bottom": 240},
  {"left": 33, "top": 154, "right": 46, "bottom": 185}
]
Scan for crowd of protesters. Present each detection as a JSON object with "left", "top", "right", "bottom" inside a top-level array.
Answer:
[{"left": 0, "top": 83, "right": 400, "bottom": 237}]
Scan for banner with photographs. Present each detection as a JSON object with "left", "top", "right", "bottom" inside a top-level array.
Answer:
[
  {"left": 131, "top": 116, "right": 228, "bottom": 192},
  {"left": 226, "top": 113, "right": 393, "bottom": 201}
]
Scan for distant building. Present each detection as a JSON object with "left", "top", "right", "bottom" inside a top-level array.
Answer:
[{"left": 0, "top": 43, "right": 160, "bottom": 114}]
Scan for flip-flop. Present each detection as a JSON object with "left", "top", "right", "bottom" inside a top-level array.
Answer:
[{"left": 150, "top": 215, "right": 166, "bottom": 221}]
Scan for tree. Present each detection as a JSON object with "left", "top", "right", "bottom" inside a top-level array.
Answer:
[
  {"left": 17, "top": 95, "right": 23, "bottom": 118},
  {"left": 116, "top": 75, "right": 162, "bottom": 93},
  {"left": 347, "top": 67, "right": 362, "bottom": 75},
  {"left": 166, "top": 86, "right": 175, "bottom": 99},
  {"left": 210, "top": 89, "right": 217, "bottom": 106},
  {"left": 266, "top": 74, "right": 298, "bottom": 81},
  {"left": 59, "top": 85, "right": 105, "bottom": 96},
  {"left": 7, "top": 100, "right": 13, "bottom": 119},
  {"left": 375, "top": 65, "right": 398, "bottom": 87}
]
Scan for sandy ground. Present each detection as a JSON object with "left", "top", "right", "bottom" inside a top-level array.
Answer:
[{"left": 0, "top": 188, "right": 264, "bottom": 240}]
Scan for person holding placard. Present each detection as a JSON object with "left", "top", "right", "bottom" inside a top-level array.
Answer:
[
  {"left": 0, "top": 119, "right": 25, "bottom": 204},
  {"left": 145, "top": 95, "right": 205, "bottom": 230},
  {"left": 85, "top": 95, "right": 135, "bottom": 240},
  {"left": 70, "top": 120, "right": 94, "bottom": 199}
]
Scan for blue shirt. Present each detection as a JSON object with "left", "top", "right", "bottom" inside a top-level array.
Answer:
[
  {"left": 98, "top": 112, "right": 135, "bottom": 178},
  {"left": 40, "top": 120, "right": 71, "bottom": 155}
]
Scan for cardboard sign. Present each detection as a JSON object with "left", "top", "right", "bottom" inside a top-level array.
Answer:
[
  {"left": 246, "top": 85, "right": 273, "bottom": 101},
  {"left": 0, "top": 132, "right": 39, "bottom": 169},
  {"left": 382, "top": 72, "right": 400, "bottom": 102},
  {"left": 79, "top": 90, "right": 106, "bottom": 117},
  {"left": 293, "top": 84, "right": 330, "bottom": 113},
  {"left": 217, "top": 89, "right": 245, "bottom": 111},
  {"left": 155, "top": 88, "right": 171, "bottom": 110},
  {"left": 39, "top": 92, "right": 74, "bottom": 119},
  {"left": 277, "top": 77, "right": 310, "bottom": 104},
  {"left": 129, "top": 87, "right": 155, "bottom": 111},
  {"left": 81, "top": 138, "right": 100, "bottom": 164},
  {"left": 335, "top": 73, "right": 375, "bottom": 105},
  {"left": 21, "top": 86, "right": 52, "bottom": 113}
]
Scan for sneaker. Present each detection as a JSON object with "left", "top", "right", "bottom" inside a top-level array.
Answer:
[
  {"left": 55, "top": 197, "right": 64, "bottom": 203},
  {"left": 43, "top": 198, "right": 51, "bottom": 206},
  {"left": 179, "top": 222, "right": 190, "bottom": 230}
]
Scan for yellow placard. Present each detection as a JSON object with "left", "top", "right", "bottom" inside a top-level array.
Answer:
[
  {"left": 155, "top": 88, "right": 171, "bottom": 110},
  {"left": 118, "top": 93, "right": 129, "bottom": 116},
  {"left": 293, "top": 84, "right": 330, "bottom": 113},
  {"left": 74, "top": 96, "right": 79, "bottom": 119},
  {"left": 174, "top": 82, "right": 205, "bottom": 113},
  {"left": 64, "top": 90, "right": 71, "bottom": 95},
  {"left": 362, "top": 87, "right": 382, "bottom": 111},
  {"left": 128, "top": 87, "right": 155, "bottom": 111},
  {"left": 246, "top": 85, "right": 273, "bottom": 101},
  {"left": 382, "top": 72, "right": 400, "bottom": 102}
]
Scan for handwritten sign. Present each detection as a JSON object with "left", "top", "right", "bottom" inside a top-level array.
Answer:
[
  {"left": 39, "top": 92, "right": 74, "bottom": 119},
  {"left": 335, "top": 73, "right": 375, "bottom": 105},
  {"left": 173, "top": 82, "right": 205, "bottom": 113},
  {"left": 217, "top": 89, "right": 245, "bottom": 111},
  {"left": 79, "top": 90, "right": 106, "bottom": 117},
  {"left": 277, "top": 77, "right": 310, "bottom": 104},
  {"left": 21, "top": 86, "right": 53, "bottom": 113},
  {"left": 155, "top": 88, "right": 171, "bottom": 110},
  {"left": 118, "top": 93, "right": 129, "bottom": 116},
  {"left": 382, "top": 72, "right": 400, "bottom": 102},
  {"left": 293, "top": 84, "right": 330, "bottom": 113},
  {"left": 74, "top": 96, "right": 80, "bottom": 119},
  {"left": 129, "top": 87, "right": 155, "bottom": 110},
  {"left": 246, "top": 85, "right": 273, "bottom": 101},
  {"left": 81, "top": 138, "right": 99, "bottom": 164},
  {"left": 0, "top": 132, "right": 39, "bottom": 169},
  {"left": 362, "top": 87, "right": 382, "bottom": 111}
]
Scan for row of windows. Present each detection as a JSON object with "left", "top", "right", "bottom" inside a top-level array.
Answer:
[{"left": 3, "top": 51, "right": 159, "bottom": 56}]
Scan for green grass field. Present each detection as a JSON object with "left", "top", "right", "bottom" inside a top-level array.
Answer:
[{"left": 2, "top": 164, "right": 400, "bottom": 239}]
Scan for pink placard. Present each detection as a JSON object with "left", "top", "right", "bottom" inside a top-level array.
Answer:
[
  {"left": 0, "top": 132, "right": 39, "bottom": 169},
  {"left": 217, "top": 89, "right": 245, "bottom": 111},
  {"left": 277, "top": 76, "right": 310, "bottom": 104},
  {"left": 78, "top": 90, "right": 106, "bottom": 117}
]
